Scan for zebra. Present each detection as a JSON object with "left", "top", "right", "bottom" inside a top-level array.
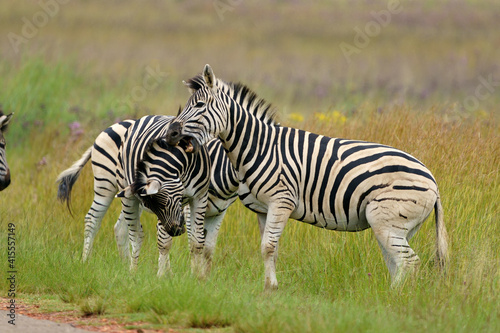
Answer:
[
  {"left": 57, "top": 115, "right": 238, "bottom": 276},
  {"left": 165, "top": 65, "right": 449, "bottom": 289},
  {"left": 0, "top": 111, "right": 13, "bottom": 191}
]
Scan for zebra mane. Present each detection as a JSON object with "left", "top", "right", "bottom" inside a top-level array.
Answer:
[
  {"left": 132, "top": 140, "right": 158, "bottom": 194},
  {"left": 133, "top": 135, "right": 187, "bottom": 193},
  {"left": 185, "top": 75, "right": 278, "bottom": 125},
  {"left": 133, "top": 137, "right": 168, "bottom": 189}
]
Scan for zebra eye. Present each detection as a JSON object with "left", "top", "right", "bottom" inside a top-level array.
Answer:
[{"left": 195, "top": 101, "right": 206, "bottom": 108}]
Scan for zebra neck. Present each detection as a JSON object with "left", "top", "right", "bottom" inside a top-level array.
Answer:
[{"left": 219, "top": 104, "right": 276, "bottom": 175}]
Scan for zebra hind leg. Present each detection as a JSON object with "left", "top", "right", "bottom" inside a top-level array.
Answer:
[
  {"left": 366, "top": 199, "right": 426, "bottom": 287},
  {"left": 156, "top": 221, "right": 173, "bottom": 277},
  {"left": 82, "top": 195, "right": 114, "bottom": 262}
]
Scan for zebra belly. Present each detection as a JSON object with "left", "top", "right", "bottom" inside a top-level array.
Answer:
[
  {"left": 237, "top": 184, "right": 271, "bottom": 214},
  {"left": 289, "top": 204, "right": 371, "bottom": 232},
  {"left": 206, "top": 194, "right": 238, "bottom": 218},
  {"left": 238, "top": 184, "right": 370, "bottom": 231}
]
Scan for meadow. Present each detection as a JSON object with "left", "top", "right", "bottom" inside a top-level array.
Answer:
[{"left": 0, "top": 1, "right": 499, "bottom": 332}]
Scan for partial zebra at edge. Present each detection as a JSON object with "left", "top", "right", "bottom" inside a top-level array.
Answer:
[{"left": 0, "top": 111, "right": 14, "bottom": 191}]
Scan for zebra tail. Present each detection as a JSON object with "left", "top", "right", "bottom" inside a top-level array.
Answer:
[
  {"left": 435, "top": 193, "right": 449, "bottom": 272},
  {"left": 56, "top": 146, "right": 93, "bottom": 213}
]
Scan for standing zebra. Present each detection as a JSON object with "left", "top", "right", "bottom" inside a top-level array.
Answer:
[
  {"left": 166, "top": 65, "right": 449, "bottom": 289},
  {"left": 0, "top": 111, "right": 13, "bottom": 191},
  {"left": 57, "top": 115, "right": 239, "bottom": 276}
]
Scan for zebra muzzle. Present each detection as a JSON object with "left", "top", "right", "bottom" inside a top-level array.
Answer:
[
  {"left": 179, "top": 136, "right": 200, "bottom": 154},
  {"left": 165, "top": 121, "right": 183, "bottom": 146},
  {"left": 0, "top": 169, "right": 11, "bottom": 191},
  {"left": 185, "top": 139, "right": 194, "bottom": 153}
]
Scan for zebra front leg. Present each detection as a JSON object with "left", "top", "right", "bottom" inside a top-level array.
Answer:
[
  {"left": 202, "top": 213, "right": 226, "bottom": 274},
  {"left": 121, "top": 197, "right": 144, "bottom": 271},
  {"left": 157, "top": 221, "right": 173, "bottom": 277},
  {"left": 188, "top": 198, "right": 208, "bottom": 279},
  {"left": 257, "top": 213, "right": 266, "bottom": 239},
  {"left": 261, "top": 204, "right": 293, "bottom": 290},
  {"left": 82, "top": 195, "right": 114, "bottom": 262},
  {"left": 258, "top": 213, "right": 279, "bottom": 266},
  {"left": 114, "top": 211, "right": 131, "bottom": 262}
]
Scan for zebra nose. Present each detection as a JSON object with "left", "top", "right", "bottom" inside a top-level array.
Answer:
[
  {"left": 166, "top": 121, "right": 182, "bottom": 146},
  {"left": 0, "top": 169, "right": 11, "bottom": 191},
  {"left": 166, "top": 224, "right": 185, "bottom": 237}
]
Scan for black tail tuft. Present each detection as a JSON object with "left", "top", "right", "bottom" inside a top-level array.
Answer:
[
  {"left": 56, "top": 145, "right": 93, "bottom": 216},
  {"left": 57, "top": 173, "right": 79, "bottom": 215}
]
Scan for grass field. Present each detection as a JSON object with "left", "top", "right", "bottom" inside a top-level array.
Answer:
[{"left": 1, "top": 1, "right": 499, "bottom": 332}]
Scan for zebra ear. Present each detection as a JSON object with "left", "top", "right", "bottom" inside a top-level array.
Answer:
[
  {"left": 0, "top": 112, "right": 13, "bottom": 130},
  {"left": 203, "top": 64, "right": 216, "bottom": 92},
  {"left": 116, "top": 185, "right": 134, "bottom": 198},
  {"left": 142, "top": 179, "right": 161, "bottom": 196}
]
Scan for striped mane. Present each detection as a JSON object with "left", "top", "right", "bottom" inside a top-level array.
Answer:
[
  {"left": 185, "top": 75, "right": 278, "bottom": 125},
  {"left": 132, "top": 137, "right": 166, "bottom": 193}
]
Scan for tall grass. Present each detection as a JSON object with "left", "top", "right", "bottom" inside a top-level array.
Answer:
[{"left": 0, "top": 57, "right": 498, "bottom": 332}]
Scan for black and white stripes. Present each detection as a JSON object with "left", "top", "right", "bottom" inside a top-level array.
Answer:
[
  {"left": 167, "top": 64, "right": 448, "bottom": 289},
  {"left": 57, "top": 115, "right": 239, "bottom": 276},
  {"left": 0, "top": 111, "right": 13, "bottom": 191}
]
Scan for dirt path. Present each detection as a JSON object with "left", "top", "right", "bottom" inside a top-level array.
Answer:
[
  {"left": 0, "top": 297, "right": 172, "bottom": 333},
  {"left": 0, "top": 310, "right": 92, "bottom": 333}
]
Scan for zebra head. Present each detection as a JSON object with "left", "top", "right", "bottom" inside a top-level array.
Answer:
[
  {"left": 119, "top": 176, "right": 186, "bottom": 237},
  {"left": 138, "top": 178, "right": 186, "bottom": 238},
  {"left": 0, "top": 112, "right": 13, "bottom": 191},
  {"left": 166, "top": 64, "right": 228, "bottom": 149}
]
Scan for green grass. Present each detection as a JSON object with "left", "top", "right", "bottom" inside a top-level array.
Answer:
[
  {"left": 1, "top": 81, "right": 498, "bottom": 331},
  {"left": 1, "top": 1, "right": 500, "bottom": 332}
]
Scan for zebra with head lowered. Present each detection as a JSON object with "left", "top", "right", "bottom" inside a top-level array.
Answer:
[
  {"left": 0, "top": 111, "right": 13, "bottom": 191},
  {"left": 57, "top": 115, "right": 239, "bottom": 276},
  {"left": 166, "top": 65, "right": 449, "bottom": 289}
]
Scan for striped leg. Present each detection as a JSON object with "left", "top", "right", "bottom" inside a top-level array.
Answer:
[
  {"left": 188, "top": 198, "right": 208, "bottom": 278},
  {"left": 258, "top": 213, "right": 279, "bottom": 267},
  {"left": 202, "top": 213, "right": 226, "bottom": 274},
  {"left": 114, "top": 211, "right": 130, "bottom": 262},
  {"left": 257, "top": 213, "right": 267, "bottom": 239},
  {"left": 157, "top": 221, "right": 173, "bottom": 277},
  {"left": 121, "top": 196, "right": 144, "bottom": 271},
  {"left": 366, "top": 199, "right": 426, "bottom": 286},
  {"left": 261, "top": 203, "right": 293, "bottom": 290},
  {"left": 82, "top": 194, "right": 114, "bottom": 262}
]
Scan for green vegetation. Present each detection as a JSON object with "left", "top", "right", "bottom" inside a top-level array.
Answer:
[{"left": 1, "top": 1, "right": 499, "bottom": 332}]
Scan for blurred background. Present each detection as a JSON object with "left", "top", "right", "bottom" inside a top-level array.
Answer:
[{"left": 1, "top": 0, "right": 499, "bottom": 143}]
